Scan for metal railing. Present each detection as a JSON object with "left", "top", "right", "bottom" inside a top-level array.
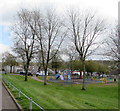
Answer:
[{"left": 2, "top": 77, "right": 45, "bottom": 111}]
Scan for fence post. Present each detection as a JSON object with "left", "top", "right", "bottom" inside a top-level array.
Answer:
[{"left": 29, "top": 97, "right": 32, "bottom": 111}]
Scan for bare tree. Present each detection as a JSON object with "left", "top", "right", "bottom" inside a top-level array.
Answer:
[
  {"left": 104, "top": 25, "right": 119, "bottom": 61},
  {"left": 12, "top": 9, "right": 37, "bottom": 81},
  {"left": 66, "top": 9, "right": 105, "bottom": 90},
  {"left": 28, "top": 9, "right": 67, "bottom": 85},
  {"left": 51, "top": 49, "right": 63, "bottom": 73},
  {"left": 104, "top": 25, "right": 120, "bottom": 74},
  {"left": 34, "top": 51, "right": 43, "bottom": 72},
  {"left": 64, "top": 46, "right": 78, "bottom": 71}
]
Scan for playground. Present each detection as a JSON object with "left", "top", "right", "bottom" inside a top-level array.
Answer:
[{"left": 44, "top": 70, "right": 117, "bottom": 85}]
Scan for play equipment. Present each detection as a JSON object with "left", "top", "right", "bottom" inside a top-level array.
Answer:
[
  {"left": 47, "top": 76, "right": 55, "bottom": 81},
  {"left": 101, "top": 78, "right": 107, "bottom": 84},
  {"left": 60, "top": 75, "right": 64, "bottom": 80},
  {"left": 47, "top": 70, "right": 87, "bottom": 84},
  {"left": 68, "top": 74, "right": 71, "bottom": 80},
  {"left": 62, "top": 70, "right": 83, "bottom": 80},
  {"left": 55, "top": 73, "right": 60, "bottom": 80}
]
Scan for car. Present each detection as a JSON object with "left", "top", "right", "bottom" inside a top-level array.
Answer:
[
  {"left": 28, "top": 72, "right": 33, "bottom": 76},
  {"left": 20, "top": 71, "right": 33, "bottom": 76},
  {"left": 20, "top": 71, "right": 25, "bottom": 75},
  {"left": 36, "top": 72, "right": 41, "bottom": 77},
  {"left": 36, "top": 71, "right": 48, "bottom": 76}
]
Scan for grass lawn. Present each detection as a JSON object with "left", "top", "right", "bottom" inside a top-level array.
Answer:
[{"left": 3, "top": 74, "right": 118, "bottom": 110}]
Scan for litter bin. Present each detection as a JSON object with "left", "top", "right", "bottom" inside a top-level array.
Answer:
[{"left": 114, "top": 78, "right": 116, "bottom": 82}]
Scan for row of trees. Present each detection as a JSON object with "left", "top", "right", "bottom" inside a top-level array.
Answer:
[
  {"left": 2, "top": 51, "right": 109, "bottom": 75},
  {"left": 10, "top": 8, "right": 119, "bottom": 90},
  {"left": 53, "top": 60, "right": 109, "bottom": 74}
]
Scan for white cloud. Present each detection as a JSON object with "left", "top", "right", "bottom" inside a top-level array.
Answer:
[
  {"left": 0, "top": 0, "right": 118, "bottom": 26},
  {"left": 0, "top": 43, "right": 11, "bottom": 54},
  {"left": 0, "top": 44, "right": 11, "bottom": 62}
]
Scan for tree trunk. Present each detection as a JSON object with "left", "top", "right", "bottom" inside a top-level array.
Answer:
[
  {"left": 24, "top": 61, "right": 29, "bottom": 81},
  {"left": 10, "top": 66, "right": 12, "bottom": 73},
  {"left": 91, "top": 72, "right": 92, "bottom": 77},
  {"left": 55, "top": 68, "right": 57, "bottom": 74},
  {"left": 37, "top": 65, "right": 41, "bottom": 72},
  {"left": 81, "top": 61, "right": 86, "bottom": 90},
  {"left": 44, "top": 68, "right": 47, "bottom": 85},
  {"left": 25, "top": 69, "right": 28, "bottom": 81}
]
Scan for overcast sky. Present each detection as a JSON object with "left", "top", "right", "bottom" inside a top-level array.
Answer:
[{"left": 0, "top": 0, "right": 119, "bottom": 59}]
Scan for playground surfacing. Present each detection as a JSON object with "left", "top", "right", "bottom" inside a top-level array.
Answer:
[{"left": 48, "top": 78, "right": 114, "bottom": 85}]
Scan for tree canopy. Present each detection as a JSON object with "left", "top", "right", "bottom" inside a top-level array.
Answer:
[{"left": 2, "top": 52, "right": 18, "bottom": 73}]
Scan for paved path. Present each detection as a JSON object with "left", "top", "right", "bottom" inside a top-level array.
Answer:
[
  {"left": 31, "top": 76, "right": 51, "bottom": 85},
  {"left": 31, "top": 76, "right": 44, "bottom": 82},
  {"left": 2, "top": 83, "right": 19, "bottom": 110}
]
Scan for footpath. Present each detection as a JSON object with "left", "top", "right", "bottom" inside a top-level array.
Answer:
[
  {"left": 31, "top": 76, "right": 44, "bottom": 82},
  {"left": 0, "top": 73, "right": 20, "bottom": 111},
  {"left": 31, "top": 75, "right": 51, "bottom": 85},
  {"left": 2, "top": 83, "right": 19, "bottom": 110}
]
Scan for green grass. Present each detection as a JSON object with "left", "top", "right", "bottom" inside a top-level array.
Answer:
[{"left": 3, "top": 74, "right": 118, "bottom": 110}]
